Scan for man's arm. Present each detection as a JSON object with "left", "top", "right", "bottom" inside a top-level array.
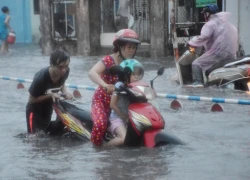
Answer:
[
  {"left": 188, "top": 23, "right": 214, "bottom": 47},
  {"left": 61, "top": 84, "right": 73, "bottom": 100},
  {"left": 89, "top": 60, "right": 115, "bottom": 93},
  {"left": 28, "top": 69, "right": 60, "bottom": 103},
  {"left": 28, "top": 93, "right": 56, "bottom": 104}
]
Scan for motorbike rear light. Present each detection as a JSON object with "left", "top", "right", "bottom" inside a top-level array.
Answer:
[
  {"left": 247, "top": 82, "right": 250, "bottom": 92},
  {"left": 247, "top": 68, "right": 250, "bottom": 76}
]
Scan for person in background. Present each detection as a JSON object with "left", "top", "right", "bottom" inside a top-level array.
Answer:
[
  {"left": 88, "top": 29, "right": 141, "bottom": 146},
  {"left": 26, "top": 49, "right": 73, "bottom": 135},
  {"left": 106, "top": 59, "right": 144, "bottom": 147},
  {"left": 114, "top": 0, "right": 130, "bottom": 30},
  {"left": 188, "top": 4, "right": 238, "bottom": 87},
  {"left": 0, "top": 6, "right": 13, "bottom": 54}
]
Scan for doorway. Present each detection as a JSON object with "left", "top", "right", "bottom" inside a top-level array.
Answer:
[{"left": 100, "top": 0, "right": 150, "bottom": 46}]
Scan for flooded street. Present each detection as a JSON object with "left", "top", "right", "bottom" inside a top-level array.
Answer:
[{"left": 0, "top": 44, "right": 250, "bottom": 180}]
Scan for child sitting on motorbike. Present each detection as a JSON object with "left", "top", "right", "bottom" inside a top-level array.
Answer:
[{"left": 105, "top": 59, "right": 144, "bottom": 146}]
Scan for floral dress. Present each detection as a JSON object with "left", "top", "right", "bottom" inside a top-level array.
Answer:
[{"left": 91, "top": 55, "right": 119, "bottom": 146}]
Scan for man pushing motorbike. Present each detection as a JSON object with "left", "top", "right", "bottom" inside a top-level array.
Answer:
[
  {"left": 188, "top": 4, "right": 238, "bottom": 87},
  {"left": 26, "top": 49, "right": 73, "bottom": 135}
]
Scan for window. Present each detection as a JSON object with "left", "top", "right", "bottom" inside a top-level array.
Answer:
[
  {"left": 179, "top": 0, "right": 185, "bottom": 6},
  {"left": 52, "top": 0, "right": 76, "bottom": 40},
  {"left": 34, "top": 0, "right": 40, "bottom": 14}
]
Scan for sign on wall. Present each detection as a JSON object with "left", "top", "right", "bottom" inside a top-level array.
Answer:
[{"left": 196, "top": 0, "right": 217, "bottom": 7}]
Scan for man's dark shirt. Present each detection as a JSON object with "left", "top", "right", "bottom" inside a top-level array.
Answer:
[{"left": 26, "top": 67, "right": 69, "bottom": 117}]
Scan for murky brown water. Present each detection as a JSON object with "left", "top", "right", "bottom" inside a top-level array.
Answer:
[{"left": 0, "top": 44, "right": 250, "bottom": 180}]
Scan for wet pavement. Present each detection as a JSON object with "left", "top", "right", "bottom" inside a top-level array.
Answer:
[{"left": 0, "top": 44, "right": 250, "bottom": 180}]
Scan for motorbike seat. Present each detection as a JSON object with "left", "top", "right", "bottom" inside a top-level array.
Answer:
[
  {"left": 223, "top": 56, "right": 250, "bottom": 68},
  {"left": 205, "top": 57, "right": 236, "bottom": 76},
  {"left": 60, "top": 101, "right": 92, "bottom": 124}
]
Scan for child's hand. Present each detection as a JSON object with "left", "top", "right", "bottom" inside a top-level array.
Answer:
[{"left": 122, "top": 115, "right": 129, "bottom": 122}]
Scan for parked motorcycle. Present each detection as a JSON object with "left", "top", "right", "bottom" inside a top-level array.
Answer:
[
  {"left": 173, "top": 46, "right": 250, "bottom": 91},
  {"left": 53, "top": 66, "right": 184, "bottom": 147}
]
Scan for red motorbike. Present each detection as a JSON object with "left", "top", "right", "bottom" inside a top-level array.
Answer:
[{"left": 53, "top": 66, "right": 184, "bottom": 147}]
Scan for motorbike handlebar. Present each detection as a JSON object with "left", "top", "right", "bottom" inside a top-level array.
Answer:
[{"left": 114, "top": 85, "right": 127, "bottom": 94}]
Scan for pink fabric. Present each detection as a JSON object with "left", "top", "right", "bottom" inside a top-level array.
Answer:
[
  {"left": 188, "top": 12, "right": 238, "bottom": 71},
  {"left": 107, "top": 118, "right": 125, "bottom": 135}
]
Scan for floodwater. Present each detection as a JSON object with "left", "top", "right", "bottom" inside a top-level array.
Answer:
[{"left": 0, "top": 44, "right": 250, "bottom": 180}]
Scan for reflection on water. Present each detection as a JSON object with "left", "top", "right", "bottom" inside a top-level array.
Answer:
[
  {"left": 94, "top": 146, "right": 173, "bottom": 180},
  {"left": 0, "top": 45, "right": 250, "bottom": 179}
]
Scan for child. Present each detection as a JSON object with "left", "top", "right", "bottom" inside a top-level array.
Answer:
[{"left": 106, "top": 59, "right": 144, "bottom": 146}]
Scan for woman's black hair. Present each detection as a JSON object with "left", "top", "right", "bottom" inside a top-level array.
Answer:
[
  {"left": 113, "top": 40, "right": 138, "bottom": 60},
  {"left": 112, "top": 40, "right": 127, "bottom": 53},
  {"left": 123, "top": 65, "right": 144, "bottom": 84},
  {"left": 50, "top": 49, "right": 70, "bottom": 66},
  {"left": 123, "top": 67, "right": 132, "bottom": 84},
  {"left": 2, "top": 6, "right": 9, "bottom": 13}
]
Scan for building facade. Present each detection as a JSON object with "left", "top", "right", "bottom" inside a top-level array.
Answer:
[
  {"left": 0, "top": 0, "right": 32, "bottom": 44},
  {"left": 1, "top": 0, "right": 249, "bottom": 56},
  {"left": 38, "top": 0, "right": 168, "bottom": 57},
  {"left": 225, "top": 0, "right": 250, "bottom": 55}
]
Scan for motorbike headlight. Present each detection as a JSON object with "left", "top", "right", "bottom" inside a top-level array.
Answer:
[
  {"left": 136, "top": 86, "right": 156, "bottom": 100},
  {"left": 144, "top": 87, "right": 156, "bottom": 100},
  {"left": 128, "top": 88, "right": 143, "bottom": 97},
  {"left": 189, "top": 46, "right": 195, "bottom": 53}
]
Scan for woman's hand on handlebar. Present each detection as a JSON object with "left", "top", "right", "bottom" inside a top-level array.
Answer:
[{"left": 103, "top": 84, "right": 115, "bottom": 93}]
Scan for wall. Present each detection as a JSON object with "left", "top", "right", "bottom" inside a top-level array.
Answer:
[
  {"left": 0, "top": 0, "right": 32, "bottom": 43},
  {"left": 150, "top": 0, "right": 165, "bottom": 57},
  {"left": 226, "top": 0, "right": 250, "bottom": 55},
  {"left": 239, "top": 0, "right": 250, "bottom": 55},
  {"left": 30, "top": 0, "right": 41, "bottom": 43}
]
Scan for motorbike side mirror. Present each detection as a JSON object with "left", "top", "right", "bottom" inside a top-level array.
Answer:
[
  {"left": 150, "top": 80, "right": 153, "bottom": 88},
  {"left": 157, "top": 66, "right": 165, "bottom": 76},
  {"left": 151, "top": 66, "right": 165, "bottom": 89}
]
